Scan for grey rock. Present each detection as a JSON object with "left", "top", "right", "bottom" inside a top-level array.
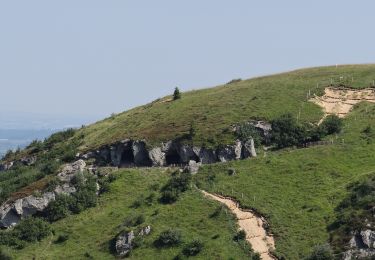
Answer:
[
  {"left": 138, "top": 225, "right": 151, "bottom": 236},
  {"left": 217, "top": 146, "right": 236, "bottom": 162},
  {"left": 13, "top": 199, "right": 23, "bottom": 215},
  {"left": 54, "top": 183, "right": 77, "bottom": 195},
  {"left": 195, "top": 147, "right": 217, "bottom": 164},
  {"left": 149, "top": 147, "right": 166, "bottom": 166},
  {"left": 20, "top": 156, "right": 37, "bottom": 166},
  {"left": 21, "top": 192, "right": 55, "bottom": 217},
  {"left": 178, "top": 145, "right": 198, "bottom": 164},
  {"left": 0, "top": 161, "right": 14, "bottom": 172},
  {"left": 242, "top": 138, "right": 257, "bottom": 158},
  {"left": 185, "top": 160, "right": 201, "bottom": 174},
  {"left": 132, "top": 141, "right": 151, "bottom": 166},
  {"left": 0, "top": 204, "right": 20, "bottom": 228},
  {"left": 57, "top": 160, "right": 86, "bottom": 182},
  {"left": 116, "top": 231, "right": 135, "bottom": 257},
  {"left": 361, "top": 229, "right": 375, "bottom": 248},
  {"left": 234, "top": 140, "right": 242, "bottom": 160}
]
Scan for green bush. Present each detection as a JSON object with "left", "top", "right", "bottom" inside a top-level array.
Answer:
[
  {"left": 236, "top": 123, "right": 261, "bottom": 145},
  {"left": 55, "top": 234, "right": 69, "bottom": 244},
  {"left": 13, "top": 217, "right": 51, "bottom": 242},
  {"left": 160, "top": 172, "right": 191, "bottom": 204},
  {"left": 70, "top": 189, "right": 97, "bottom": 214},
  {"left": 233, "top": 230, "right": 246, "bottom": 241},
  {"left": 319, "top": 115, "right": 343, "bottom": 135},
  {"left": 155, "top": 229, "right": 182, "bottom": 247},
  {"left": 123, "top": 214, "right": 145, "bottom": 227},
  {"left": 305, "top": 244, "right": 333, "bottom": 260},
  {"left": 271, "top": 113, "right": 307, "bottom": 148},
  {"left": 173, "top": 87, "right": 181, "bottom": 100},
  {"left": 182, "top": 239, "right": 204, "bottom": 256},
  {"left": 44, "top": 194, "right": 73, "bottom": 222}
]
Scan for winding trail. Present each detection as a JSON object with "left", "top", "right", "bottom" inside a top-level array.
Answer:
[{"left": 201, "top": 190, "right": 276, "bottom": 260}]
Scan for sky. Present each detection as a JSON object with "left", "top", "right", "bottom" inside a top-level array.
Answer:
[{"left": 0, "top": 0, "right": 375, "bottom": 127}]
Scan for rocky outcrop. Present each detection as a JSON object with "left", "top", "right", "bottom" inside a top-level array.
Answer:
[
  {"left": 81, "top": 138, "right": 257, "bottom": 169},
  {"left": 0, "top": 160, "right": 87, "bottom": 228},
  {"left": 116, "top": 226, "right": 151, "bottom": 256},
  {"left": 343, "top": 229, "right": 375, "bottom": 260},
  {"left": 184, "top": 160, "right": 202, "bottom": 174},
  {"left": 0, "top": 161, "right": 14, "bottom": 172}
]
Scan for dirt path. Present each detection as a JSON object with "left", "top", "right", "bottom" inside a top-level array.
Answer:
[
  {"left": 201, "top": 190, "right": 276, "bottom": 260},
  {"left": 310, "top": 87, "right": 375, "bottom": 123}
]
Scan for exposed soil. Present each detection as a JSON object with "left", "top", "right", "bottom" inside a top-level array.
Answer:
[
  {"left": 201, "top": 190, "right": 276, "bottom": 260},
  {"left": 310, "top": 87, "right": 375, "bottom": 123}
]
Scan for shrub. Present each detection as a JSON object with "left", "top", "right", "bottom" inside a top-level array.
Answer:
[
  {"left": 182, "top": 239, "right": 204, "bottom": 256},
  {"left": 70, "top": 189, "right": 97, "bottom": 214},
  {"left": 173, "top": 87, "right": 181, "bottom": 100},
  {"left": 320, "top": 115, "right": 343, "bottom": 135},
  {"left": 44, "top": 194, "right": 73, "bottom": 222},
  {"left": 0, "top": 247, "right": 12, "bottom": 260},
  {"left": 160, "top": 172, "right": 191, "bottom": 204},
  {"left": 155, "top": 229, "right": 182, "bottom": 247},
  {"left": 271, "top": 113, "right": 307, "bottom": 148},
  {"left": 233, "top": 230, "right": 246, "bottom": 241},
  {"left": 132, "top": 236, "right": 144, "bottom": 249},
  {"left": 123, "top": 214, "right": 145, "bottom": 227},
  {"left": 55, "top": 234, "right": 69, "bottom": 244},
  {"left": 305, "top": 244, "right": 334, "bottom": 260},
  {"left": 236, "top": 123, "right": 261, "bottom": 145},
  {"left": 14, "top": 217, "right": 51, "bottom": 242}
]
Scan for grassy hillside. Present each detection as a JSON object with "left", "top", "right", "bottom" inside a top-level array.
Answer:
[
  {"left": 195, "top": 102, "right": 375, "bottom": 259},
  {"left": 76, "top": 65, "right": 375, "bottom": 150},
  {"left": 9, "top": 168, "right": 253, "bottom": 260},
  {"left": 2, "top": 65, "right": 375, "bottom": 259}
]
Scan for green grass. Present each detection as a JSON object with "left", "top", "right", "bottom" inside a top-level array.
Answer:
[
  {"left": 12, "top": 168, "right": 252, "bottom": 259},
  {"left": 195, "top": 102, "right": 375, "bottom": 259},
  {"left": 76, "top": 65, "right": 375, "bottom": 150}
]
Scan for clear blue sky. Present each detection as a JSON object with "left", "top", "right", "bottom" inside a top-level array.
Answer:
[{"left": 1, "top": 0, "right": 374, "bottom": 122}]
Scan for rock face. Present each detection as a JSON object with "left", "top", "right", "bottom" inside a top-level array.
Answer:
[
  {"left": 343, "top": 229, "right": 375, "bottom": 260},
  {"left": 184, "top": 160, "right": 202, "bottom": 174},
  {"left": 116, "top": 226, "right": 151, "bottom": 256},
  {"left": 116, "top": 231, "right": 135, "bottom": 257},
  {"left": 0, "top": 161, "right": 14, "bottom": 172},
  {"left": 80, "top": 137, "right": 258, "bottom": 168},
  {"left": 0, "top": 160, "right": 87, "bottom": 228}
]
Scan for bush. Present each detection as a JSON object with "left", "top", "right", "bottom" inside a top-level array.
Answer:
[
  {"left": 70, "top": 189, "right": 97, "bottom": 214},
  {"left": 320, "top": 115, "right": 343, "bottom": 135},
  {"left": 13, "top": 217, "right": 51, "bottom": 242},
  {"left": 233, "top": 230, "right": 246, "bottom": 241},
  {"left": 236, "top": 123, "right": 261, "bottom": 145},
  {"left": 155, "top": 229, "right": 182, "bottom": 247},
  {"left": 160, "top": 172, "right": 191, "bottom": 204},
  {"left": 305, "top": 244, "right": 334, "bottom": 260},
  {"left": 271, "top": 113, "right": 307, "bottom": 148},
  {"left": 44, "top": 194, "right": 73, "bottom": 222},
  {"left": 123, "top": 214, "right": 145, "bottom": 227},
  {"left": 55, "top": 234, "right": 69, "bottom": 244},
  {"left": 182, "top": 239, "right": 204, "bottom": 256},
  {"left": 0, "top": 247, "right": 12, "bottom": 260},
  {"left": 173, "top": 87, "right": 181, "bottom": 100}
]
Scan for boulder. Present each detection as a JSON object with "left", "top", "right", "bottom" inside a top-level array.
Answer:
[
  {"left": 242, "top": 138, "right": 257, "bottom": 158},
  {"left": 234, "top": 140, "right": 242, "bottom": 160},
  {"left": 116, "top": 231, "right": 135, "bottom": 257},
  {"left": 138, "top": 225, "right": 151, "bottom": 236},
  {"left": 57, "top": 160, "right": 86, "bottom": 182},
  {"left": 21, "top": 192, "right": 55, "bottom": 217},
  {"left": 149, "top": 147, "right": 166, "bottom": 166},
  {"left": 184, "top": 160, "right": 201, "bottom": 174},
  {"left": 344, "top": 230, "right": 375, "bottom": 259},
  {"left": 54, "top": 183, "right": 77, "bottom": 195}
]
